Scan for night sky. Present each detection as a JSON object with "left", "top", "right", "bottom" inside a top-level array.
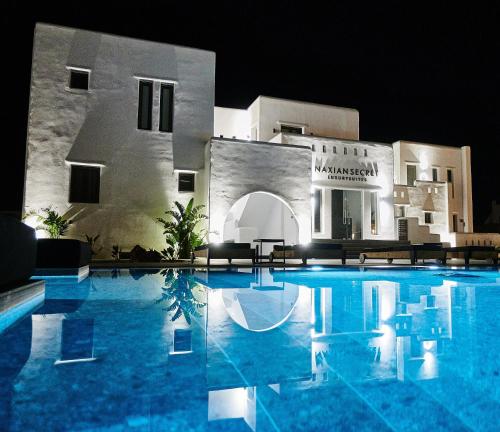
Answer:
[{"left": 3, "top": 1, "right": 499, "bottom": 226}]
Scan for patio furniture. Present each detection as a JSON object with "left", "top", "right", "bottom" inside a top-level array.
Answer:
[
  {"left": 191, "top": 243, "right": 256, "bottom": 265},
  {"left": 359, "top": 243, "right": 446, "bottom": 264},
  {"left": 443, "top": 246, "right": 498, "bottom": 266},
  {"left": 253, "top": 238, "right": 285, "bottom": 263},
  {"left": 270, "top": 243, "right": 346, "bottom": 265}
]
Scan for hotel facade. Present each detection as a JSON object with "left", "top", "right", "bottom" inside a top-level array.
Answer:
[{"left": 24, "top": 24, "right": 494, "bottom": 257}]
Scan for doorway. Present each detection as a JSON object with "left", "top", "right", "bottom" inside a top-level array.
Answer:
[{"left": 331, "top": 190, "right": 363, "bottom": 239}]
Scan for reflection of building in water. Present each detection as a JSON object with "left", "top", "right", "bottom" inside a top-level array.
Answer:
[{"left": 200, "top": 269, "right": 479, "bottom": 430}]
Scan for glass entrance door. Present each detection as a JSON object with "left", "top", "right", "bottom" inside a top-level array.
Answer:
[{"left": 331, "top": 190, "right": 363, "bottom": 239}]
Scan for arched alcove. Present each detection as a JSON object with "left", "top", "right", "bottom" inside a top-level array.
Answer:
[{"left": 222, "top": 192, "right": 299, "bottom": 255}]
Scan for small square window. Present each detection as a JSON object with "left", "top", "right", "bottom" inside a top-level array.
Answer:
[
  {"left": 69, "top": 69, "right": 89, "bottom": 90},
  {"left": 178, "top": 172, "right": 195, "bottom": 192},
  {"left": 424, "top": 212, "right": 433, "bottom": 224}
]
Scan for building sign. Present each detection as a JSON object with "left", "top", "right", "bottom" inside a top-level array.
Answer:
[
  {"left": 314, "top": 165, "right": 378, "bottom": 182},
  {"left": 313, "top": 153, "right": 381, "bottom": 186}
]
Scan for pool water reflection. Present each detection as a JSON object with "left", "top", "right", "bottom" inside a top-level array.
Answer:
[{"left": 0, "top": 267, "right": 499, "bottom": 431}]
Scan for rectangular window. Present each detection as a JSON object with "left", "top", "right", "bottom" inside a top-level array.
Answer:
[
  {"left": 159, "top": 84, "right": 174, "bottom": 132},
  {"left": 354, "top": 148, "right": 358, "bottom": 156},
  {"left": 69, "top": 69, "right": 89, "bottom": 90},
  {"left": 396, "top": 206, "right": 405, "bottom": 217},
  {"left": 407, "top": 164, "right": 417, "bottom": 186},
  {"left": 432, "top": 167, "right": 438, "bottom": 182},
  {"left": 69, "top": 165, "right": 100, "bottom": 203},
  {"left": 178, "top": 172, "right": 195, "bottom": 192},
  {"left": 280, "top": 124, "right": 303, "bottom": 134},
  {"left": 333, "top": 146, "right": 336, "bottom": 154},
  {"left": 138, "top": 80, "right": 153, "bottom": 130},
  {"left": 322, "top": 145, "right": 326, "bottom": 153},
  {"left": 370, "top": 192, "right": 378, "bottom": 235},
  {"left": 424, "top": 212, "right": 433, "bottom": 224},
  {"left": 314, "top": 189, "right": 322, "bottom": 233},
  {"left": 344, "top": 147, "right": 347, "bottom": 155},
  {"left": 311, "top": 144, "right": 316, "bottom": 152},
  {"left": 447, "top": 169, "right": 454, "bottom": 198},
  {"left": 452, "top": 214, "right": 458, "bottom": 232},
  {"left": 364, "top": 149, "right": 368, "bottom": 157}
]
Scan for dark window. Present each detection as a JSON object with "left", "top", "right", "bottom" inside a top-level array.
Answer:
[
  {"left": 69, "top": 70, "right": 89, "bottom": 90},
  {"left": 314, "top": 189, "right": 322, "bottom": 233},
  {"left": 159, "top": 84, "right": 174, "bottom": 132},
  {"left": 178, "top": 172, "right": 195, "bottom": 192},
  {"left": 452, "top": 214, "right": 458, "bottom": 232},
  {"left": 447, "top": 169, "right": 454, "bottom": 198},
  {"left": 333, "top": 146, "right": 337, "bottom": 154},
  {"left": 407, "top": 165, "right": 417, "bottom": 186},
  {"left": 354, "top": 148, "right": 358, "bottom": 156},
  {"left": 280, "top": 124, "right": 302, "bottom": 134},
  {"left": 364, "top": 149, "right": 368, "bottom": 157},
  {"left": 432, "top": 168, "right": 438, "bottom": 182},
  {"left": 322, "top": 145, "right": 326, "bottom": 153},
  {"left": 344, "top": 147, "right": 347, "bottom": 155},
  {"left": 424, "top": 212, "right": 433, "bottom": 224},
  {"left": 69, "top": 165, "right": 100, "bottom": 203},
  {"left": 138, "top": 80, "right": 153, "bottom": 130}
]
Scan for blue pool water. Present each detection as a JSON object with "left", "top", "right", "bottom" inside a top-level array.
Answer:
[{"left": 1, "top": 267, "right": 499, "bottom": 431}]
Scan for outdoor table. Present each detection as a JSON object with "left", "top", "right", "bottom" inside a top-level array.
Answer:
[{"left": 253, "top": 238, "right": 285, "bottom": 264}]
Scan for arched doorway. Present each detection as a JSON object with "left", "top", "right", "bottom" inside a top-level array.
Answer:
[{"left": 223, "top": 192, "right": 299, "bottom": 255}]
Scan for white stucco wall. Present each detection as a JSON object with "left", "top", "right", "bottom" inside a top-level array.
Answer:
[
  {"left": 24, "top": 23, "right": 215, "bottom": 256},
  {"left": 214, "top": 107, "right": 250, "bottom": 140},
  {"left": 393, "top": 141, "right": 473, "bottom": 233},
  {"left": 208, "top": 138, "right": 312, "bottom": 243},
  {"left": 248, "top": 96, "right": 359, "bottom": 142}
]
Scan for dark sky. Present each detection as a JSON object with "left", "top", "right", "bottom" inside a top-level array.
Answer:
[{"left": 3, "top": 1, "right": 499, "bottom": 225}]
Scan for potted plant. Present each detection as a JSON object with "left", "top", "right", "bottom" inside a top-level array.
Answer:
[
  {"left": 26, "top": 207, "right": 91, "bottom": 269},
  {"left": 157, "top": 198, "right": 207, "bottom": 261}
]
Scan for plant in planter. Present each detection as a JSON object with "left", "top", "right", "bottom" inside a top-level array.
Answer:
[
  {"left": 157, "top": 198, "right": 207, "bottom": 261},
  {"left": 25, "top": 207, "right": 91, "bottom": 269},
  {"left": 27, "top": 207, "right": 72, "bottom": 239}
]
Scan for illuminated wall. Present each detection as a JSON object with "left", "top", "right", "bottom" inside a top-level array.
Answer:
[
  {"left": 208, "top": 138, "right": 312, "bottom": 243},
  {"left": 393, "top": 141, "right": 473, "bottom": 234},
  {"left": 23, "top": 23, "right": 214, "bottom": 256}
]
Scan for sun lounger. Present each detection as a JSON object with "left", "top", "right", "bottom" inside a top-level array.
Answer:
[
  {"left": 270, "top": 243, "right": 345, "bottom": 264},
  {"left": 191, "top": 243, "right": 256, "bottom": 265},
  {"left": 359, "top": 243, "right": 446, "bottom": 264},
  {"left": 443, "top": 246, "right": 498, "bottom": 266}
]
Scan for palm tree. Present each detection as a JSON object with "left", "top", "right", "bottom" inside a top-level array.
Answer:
[{"left": 157, "top": 198, "right": 207, "bottom": 260}]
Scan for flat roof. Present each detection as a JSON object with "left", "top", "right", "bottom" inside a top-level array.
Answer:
[{"left": 36, "top": 22, "right": 216, "bottom": 57}]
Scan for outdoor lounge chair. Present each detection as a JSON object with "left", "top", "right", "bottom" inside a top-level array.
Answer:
[
  {"left": 269, "top": 243, "right": 346, "bottom": 265},
  {"left": 191, "top": 243, "right": 256, "bottom": 265},
  {"left": 443, "top": 246, "right": 498, "bottom": 266},
  {"left": 359, "top": 243, "right": 446, "bottom": 264}
]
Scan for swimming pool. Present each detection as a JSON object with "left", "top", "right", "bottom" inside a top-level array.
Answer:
[{"left": 1, "top": 267, "right": 499, "bottom": 431}]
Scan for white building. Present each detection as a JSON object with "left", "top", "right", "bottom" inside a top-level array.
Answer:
[{"left": 24, "top": 24, "right": 494, "bottom": 257}]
